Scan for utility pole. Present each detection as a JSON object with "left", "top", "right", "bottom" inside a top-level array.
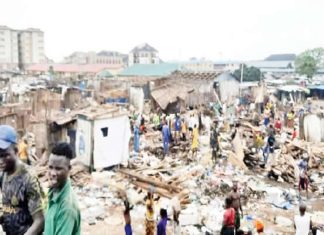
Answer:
[
  {"left": 240, "top": 63, "right": 244, "bottom": 84},
  {"left": 8, "top": 77, "right": 12, "bottom": 103}
]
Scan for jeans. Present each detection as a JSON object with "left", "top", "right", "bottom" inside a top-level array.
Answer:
[{"left": 163, "top": 140, "right": 169, "bottom": 154}]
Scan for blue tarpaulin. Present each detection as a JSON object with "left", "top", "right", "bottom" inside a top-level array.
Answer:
[{"left": 105, "top": 98, "right": 128, "bottom": 103}]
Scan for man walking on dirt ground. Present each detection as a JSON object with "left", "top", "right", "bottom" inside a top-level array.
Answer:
[{"left": 229, "top": 181, "right": 243, "bottom": 233}]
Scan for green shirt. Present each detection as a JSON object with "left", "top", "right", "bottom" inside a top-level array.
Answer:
[{"left": 44, "top": 180, "right": 81, "bottom": 235}]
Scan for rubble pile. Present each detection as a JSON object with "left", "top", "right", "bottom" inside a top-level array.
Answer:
[
  {"left": 23, "top": 110, "right": 324, "bottom": 234},
  {"left": 235, "top": 121, "right": 324, "bottom": 189}
]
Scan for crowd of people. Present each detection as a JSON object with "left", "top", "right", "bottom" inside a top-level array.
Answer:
[
  {"left": 0, "top": 94, "right": 317, "bottom": 235},
  {"left": 126, "top": 96, "right": 316, "bottom": 235},
  {"left": 131, "top": 111, "right": 206, "bottom": 159}
]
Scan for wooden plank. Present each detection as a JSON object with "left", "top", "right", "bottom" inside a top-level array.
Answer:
[
  {"left": 132, "top": 181, "right": 174, "bottom": 199},
  {"left": 119, "top": 168, "right": 182, "bottom": 193}
]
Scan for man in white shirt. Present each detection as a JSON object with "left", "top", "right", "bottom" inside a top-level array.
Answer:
[
  {"left": 189, "top": 115, "right": 195, "bottom": 132},
  {"left": 294, "top": 203, "right": 312, "bottom": 235}
]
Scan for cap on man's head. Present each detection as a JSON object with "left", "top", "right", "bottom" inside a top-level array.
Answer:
[{"left": 0, "top": 125, "right": 17, "bottom": 150}]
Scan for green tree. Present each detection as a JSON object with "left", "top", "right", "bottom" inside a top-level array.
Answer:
[
  {"left": 295, "top": 47, "right": 324, "bottom": 78},
  {"left": 233, "top": 64, "right": 262, "bottom": 82}
]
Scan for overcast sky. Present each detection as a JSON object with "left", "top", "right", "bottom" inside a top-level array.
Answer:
[{"left": 1, "top": 0, "right": 324, "bottom": 62}]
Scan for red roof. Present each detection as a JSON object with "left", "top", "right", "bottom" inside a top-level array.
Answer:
[{"left": 26, "top": 64, "right": 123, "bottom": 73}]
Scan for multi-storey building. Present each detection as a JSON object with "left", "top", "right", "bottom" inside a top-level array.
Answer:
[
  {"left": 0, "top": 26, "right": 19, "bottom": 70},
  {"left": 64, "top": 51, "right": 127, "bottom": 66},
  {"left": 128, "top": 43, "right": 160, "bottom": 66},
  {"left": 0, "top": 25, "right": 45, "bottom": 70},
  {"left": 18, "top": 28, "right": 45, "bottom": 67},
  {"left": 182, "top": 58, "right": 215, "bottom": 72}
]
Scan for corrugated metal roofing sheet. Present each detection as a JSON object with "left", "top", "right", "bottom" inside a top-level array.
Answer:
[
  {"left": 26, "top": 64, "right": 123, "bottom": 73},
  {"left": 277, "top": 85, "right": 309, "bottom": 92},
  {"left": 151, "top": 83, "right": 193, "bottom": 110},
  {"left": 246, "top": 60, "right": 294, "bottom": 68},
  {"left": 308, "top": 85, "right": 324, "bottom": 90},
  {"left": 119, "top": 63, "right": 181, "bottom": 77}
]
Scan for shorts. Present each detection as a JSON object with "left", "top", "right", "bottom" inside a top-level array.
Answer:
[{"left": 221, "top": 227, "right": 235, "bottom": 235}]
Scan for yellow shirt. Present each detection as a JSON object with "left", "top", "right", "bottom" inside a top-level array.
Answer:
[
  {"left": 255, "top": 135, "right": 264, "bottom": 148},
  {"left": 18, "top": 142, "right": 28, "bottom": 160},
  {"left": 192, "top": 128, "right": 199, "bottom": 149},
  {"left": 287, "top": 112, "right": 294, "bottom": 120},
  {"left": 181, "top": 122, "right": 187, "bottom": 133}
]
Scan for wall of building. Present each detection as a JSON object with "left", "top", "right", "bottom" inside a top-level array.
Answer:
[
  {"left": 0, "top": 27, "right": 19, "bottom": 69},
  {"left": 128, "top": 51, "right": 159, "bottom": 66},
  {"left": 11, "top": 31, "right": 19, "bottom": 64},
  {"left": 93, "top": 115, "right": 130, "bottom": 169},
  {"left": 29, "top": 121, "right": 48, "bottom": 157},
  {"left": 0, "top": 28, "right": 11, "bottom": 64},
  {"left": 75, "top": 117, "right": 92, "bottom": 167},
  {"left": 219, "top": 80, "right": 240, "bottom": 103},
  {"left": 184, "top": 62, "right": 214, "bottom": 72},
  {"left": 64, "top": 52, "right": 125, "bottom": 66},
  {"left": 20, "top": 30, "right": 45, "bottom": 65},
  {"left": 31, "top": 30, "right": 45, "bottom": 63},
  {"left": 0, "top": 26, "right": 45, "bottom": 70},
  {"left": 303, "top": 114, "right": 324, "bottom": 143},
  {"left": 63, "top": 88, "right": 83, "bottom": 110},
  {"left": 129, "top": 86, "right": 144, "bottom": 113}
]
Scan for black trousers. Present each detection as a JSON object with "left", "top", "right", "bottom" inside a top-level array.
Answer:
[{"left": 221, "top": 227, "right": 235, "bottom": 235}]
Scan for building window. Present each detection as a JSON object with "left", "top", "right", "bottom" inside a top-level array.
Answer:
[{"left": 101, "top": 127, "right": 108, "bottom": 137}]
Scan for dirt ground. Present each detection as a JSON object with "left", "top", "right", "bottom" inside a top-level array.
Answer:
[{"left": 80, "top": 163, "right": 324, "bottom": 235}]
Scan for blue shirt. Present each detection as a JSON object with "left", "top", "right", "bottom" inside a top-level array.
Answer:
[
  {"left": 298, "top": 160, "right": 308, "bottom": 170},
  {"left": 162, "top": 125, "right": 170, "bottom": 142},
  {"left": 175, "top": 118, "right": 181, "bottom": 131},
  {"left": 157, "top": 218, "right": 167, "bottom": 235}
]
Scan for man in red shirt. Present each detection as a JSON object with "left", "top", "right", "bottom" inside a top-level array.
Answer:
[
  {"left": 292, "top": 128, "right": 297, "bottom": 140},
  {"left": 221, "top": 197, "right": 235, "bottom": 235},
  {"left": 274, "top": 118, "right": 282, "bottom": 133}
]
